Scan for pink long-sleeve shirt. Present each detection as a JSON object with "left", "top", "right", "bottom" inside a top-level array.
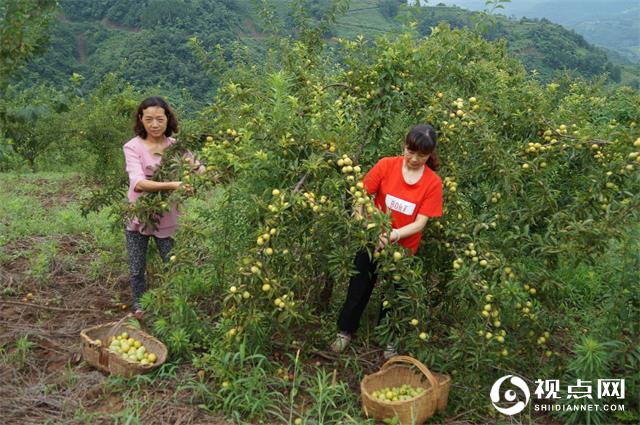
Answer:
[{"left": 123, "top": 136, "right": 179, "bottom": 238}]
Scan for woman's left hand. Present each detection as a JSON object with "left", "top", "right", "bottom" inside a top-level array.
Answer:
[
  {"left": 376, "top": 230, "right": 397, "bottom": 251},
  {"left": 178, "top": 182, "right": 194, "bottom": 195}
]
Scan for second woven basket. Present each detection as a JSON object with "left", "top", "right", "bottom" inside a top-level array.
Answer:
[{"left": 361, "top": 355, "right": 451, "bottom": 425}]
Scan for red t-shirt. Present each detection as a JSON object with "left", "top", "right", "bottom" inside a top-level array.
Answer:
[{"left": 363, "top": 156, "right": 443, "bottom": 254}]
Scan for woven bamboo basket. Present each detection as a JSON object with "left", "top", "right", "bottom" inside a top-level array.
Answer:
[
  {"left": 361, "top": 355, "right": 452, "bottom": 425},
  {"left": 80, "top": 321, "right": 167, "bottom": 378}
]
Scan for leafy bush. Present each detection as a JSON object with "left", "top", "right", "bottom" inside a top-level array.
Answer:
[
  {"left": 0, "top": 84, "right": 71, "bottom": 171},
  {"left": 72, "top": 73, "right": 138, "bottom": 182},
  {"left": 379, "top": 0, "right": 402, "bottom": 19},
  {"left": 133, "top": 21, "right": 640, "bottom": 421}
]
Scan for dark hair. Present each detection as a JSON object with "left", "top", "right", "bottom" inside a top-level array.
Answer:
[
  {"left": 405, "top": 124, "right": 440, "bottom": 171},
  {"left": 133, "top": 96, "right": 178, "bottom": 139}
]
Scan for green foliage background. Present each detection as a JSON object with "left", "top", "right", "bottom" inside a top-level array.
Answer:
[
  {"left": 11, "top": 0, "right": 637, "bottom": 107},
  {"left": 1, "top": 1, "right": 639, "bottom": 423},
  {"left": 136, "top": 20, "right": 638, "bottom": 423}
]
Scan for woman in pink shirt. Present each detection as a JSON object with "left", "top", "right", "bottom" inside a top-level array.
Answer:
[{"left": 123, "top": 96, "right": 183, "bottom": 318}]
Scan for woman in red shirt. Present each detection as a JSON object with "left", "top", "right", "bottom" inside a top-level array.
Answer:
[{"left": 331, "top": 124, "right": 443, "bottom": 357}]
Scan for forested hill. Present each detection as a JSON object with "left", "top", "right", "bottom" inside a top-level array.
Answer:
[
  {"left": 20, "top": 0, "right": 631, "bottom": 104},
  {"left": 26, "top": 0, "right": 241, "bottom": 104},
  {"left": 434, "top": 0, "right": 640, "bottom": 65}
]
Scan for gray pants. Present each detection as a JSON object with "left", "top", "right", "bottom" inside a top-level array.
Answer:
[{"left": 125, "top": 230, "right": 174, "bottom": 309}]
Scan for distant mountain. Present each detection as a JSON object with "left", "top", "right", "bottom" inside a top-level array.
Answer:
[
  {"left": 409, "top": 3, "right": 623, "bottom": 83},
  {"left": 16, "top": 0, "right": 635, "bottom": 104},
  {"left": 436, "top": 0, "right": 640, "bottom": 63}
]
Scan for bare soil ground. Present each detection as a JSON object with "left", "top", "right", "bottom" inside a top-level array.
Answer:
[{"left": 0, "top": 177, "right": 229, "bottom": 425}]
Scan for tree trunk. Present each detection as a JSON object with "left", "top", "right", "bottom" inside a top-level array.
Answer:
[{"left": 28, "top": 155, "right": 36, "bottom": 172}]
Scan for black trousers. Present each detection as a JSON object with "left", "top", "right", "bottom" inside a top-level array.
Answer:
[
  {"left": 125, "top": 230, "right": 174, "bottom": 308},
  {"left": 337, "top": 250, "right": 390, "bottom": 334}
]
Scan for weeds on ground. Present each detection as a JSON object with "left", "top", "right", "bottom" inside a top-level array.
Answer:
[
  {"left": 0, "top": 172, "right": 126, "bottom": 288},
  {"left": 0, "top": 334, "right": 33, "bottom": 369},
  {"left": 187, "top": 341, "right": 372, "bottom": 424}
]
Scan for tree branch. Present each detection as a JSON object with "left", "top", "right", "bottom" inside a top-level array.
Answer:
[{"left": 0, "top": 300, "right": 102, "bottom": 314}]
